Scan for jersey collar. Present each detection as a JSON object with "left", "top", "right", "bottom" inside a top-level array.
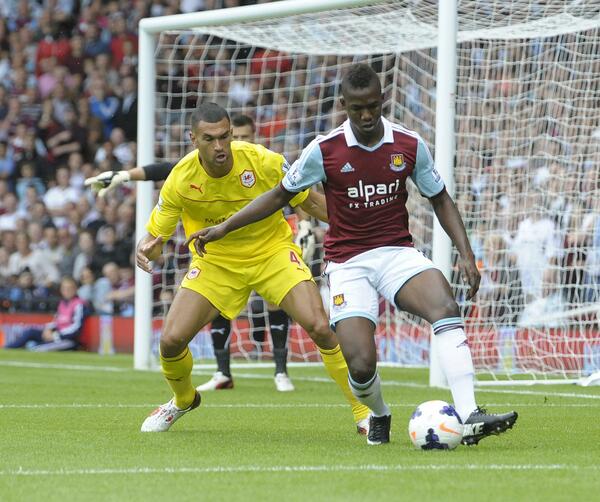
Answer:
[{"left": 343, "top": 117, "right": 394, "bottom": 151}]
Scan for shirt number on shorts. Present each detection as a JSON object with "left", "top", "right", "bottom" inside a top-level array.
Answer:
[{"left": 289, "top": 251, "right": 301, "bottom": 265}]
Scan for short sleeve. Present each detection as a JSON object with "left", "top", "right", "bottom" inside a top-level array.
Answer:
[
  {"left": 280, "top": 157, "right": 309, "bottom": 207},
  {"left": 282, "top": 139, "right": 327, "bottom": 193},
  {"left": 410, "top": 136, "right": 445, "bottom": 198},
  {"left": 145, "top": 175, "right": 182, "bottom": 241}
]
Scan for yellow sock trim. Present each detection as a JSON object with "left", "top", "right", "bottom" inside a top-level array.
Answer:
[
  {"left": 160, "top": 347, "right": 196, "bottom": 409},
  {"left": 319, "top": 345, "right": 370, "bottom": 423}
]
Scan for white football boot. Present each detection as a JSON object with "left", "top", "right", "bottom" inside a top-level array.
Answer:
[
  {"left": 356, "top": 417, "right": 370, "bottom": 436},
  {"left": 274, "top": 372, "right": 295, "bottom": 392},
  {"left": 196, "top": 371, "right": 234, "bottom": 391},
  {"left": 141, "top": 391, "right": 201, "bottom": 432}
]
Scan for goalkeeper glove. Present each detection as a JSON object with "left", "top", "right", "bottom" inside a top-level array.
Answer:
[
  {"left": 84, "top": 170, "right": 131, "bottom": 197},
  {"left": 294, "top": 220, "right": 316, "bottom": 265}
]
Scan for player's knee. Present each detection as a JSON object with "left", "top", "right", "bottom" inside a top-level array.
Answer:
[
  {"left": 303, "top": 316, "right": 332, "bottom": 346},
  {"left": 432, "top": 299, "right": 461, "bottom": 321},
  {"left": 160, "top": 329, "right": 188, "bottom": 358},
  {"left": 348, "top": 357, "right": 377, "bottom": 384}
]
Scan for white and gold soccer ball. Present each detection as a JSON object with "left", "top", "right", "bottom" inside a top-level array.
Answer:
[{"left": 408, "top": 400, "right": 464, "bottom": 450}]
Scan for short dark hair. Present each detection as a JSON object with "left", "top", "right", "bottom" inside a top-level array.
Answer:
[
  {"left": 341, "top": 63, "right": 381, "bottom": 95},
  {"left": 231, "top": 114, "right": 255, "bottom": 131},
  {"left": 190, "top": 102, "right": 230, "bottom": 131}
]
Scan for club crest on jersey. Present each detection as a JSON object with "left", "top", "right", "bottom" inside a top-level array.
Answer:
[
  {"left": 240, "top": 169, "right": 256, "bottom": 188},
  {"left": 390, "top": 154, "right": 406, "bottom": 172},
  {"left": 187, "top": 267, "right": 200, "bottom": 279},
  {"left": 332, "top": 294, "right": 346, "bottom": 309}
]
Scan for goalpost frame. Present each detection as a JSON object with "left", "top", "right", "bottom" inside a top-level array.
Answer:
[
  {"left": 135, "top": 0, "right": 460, "bottom": 378},
  {"left": 135, "top": 0, "right": 394, "bottom": 370}
]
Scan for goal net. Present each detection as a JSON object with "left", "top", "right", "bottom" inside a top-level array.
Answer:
[{"left": 138, "top": 0, "right": 600, "bottom": 382}]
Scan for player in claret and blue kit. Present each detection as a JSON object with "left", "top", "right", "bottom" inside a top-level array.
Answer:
[{"left": 189, "top": 63, "right": 518, "bottom": 446}]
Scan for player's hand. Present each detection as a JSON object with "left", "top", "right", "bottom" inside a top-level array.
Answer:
[
  {"left": 458, "top": 254, "right": 481, "bottom": 300},
  {"left": 184, "top": 224, "right": 228, "bottom": 257},
  {"left": 84, "top": 170, "right": 131, "bottom": 197},
  {"left": 294, "top": 220, "right": 316, "bottom": 264},
  {"left": 136, "top": 235, "right": 163, "bottom": 273}
]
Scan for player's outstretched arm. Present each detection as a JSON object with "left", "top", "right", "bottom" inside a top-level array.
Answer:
[
  {"left": 428, "top": 188, "right": 480, "bottom": 299},
  {"left": 84, "top": 162, "right": 175, "bottom": 197},
  {"left": 136, "top": 233, "right": 164, "bottom": 273},
  {"left": 185, "top": 184, "right": 295, "bottom": 256}
]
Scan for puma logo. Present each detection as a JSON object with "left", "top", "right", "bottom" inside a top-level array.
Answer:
[{"left": 190, "top": 183, "right": 204, "bottom": 193}]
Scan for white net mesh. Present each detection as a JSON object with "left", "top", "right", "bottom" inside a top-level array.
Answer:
[{"left": 149, "top": 0, "right": 600, "bottom": 378}]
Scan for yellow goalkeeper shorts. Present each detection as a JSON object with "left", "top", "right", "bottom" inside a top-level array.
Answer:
[{"left": 180, "top": 244, "right": 313, "bottom": 320}]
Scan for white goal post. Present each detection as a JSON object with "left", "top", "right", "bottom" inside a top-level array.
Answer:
[{"left": 135, "top": 0, "right": 600, "bottom": 387}]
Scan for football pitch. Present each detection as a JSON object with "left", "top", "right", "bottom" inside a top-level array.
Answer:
[{"left": 1, "top": 351, "right": 599, "bottom": 501}]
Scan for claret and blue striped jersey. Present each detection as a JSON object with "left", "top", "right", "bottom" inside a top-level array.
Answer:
[{"left": 282, "top": 117, "right": 444, "bottom": 263}]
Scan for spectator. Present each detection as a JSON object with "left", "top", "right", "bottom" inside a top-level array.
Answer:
[
  {"left": 73, "top": 229, "right": 96, "bottom": 281},
  {"left": 43, "top": 166, "right": 80, "bottom": 227},
  {"left": 39, "top": 225, "right": 62, "bottom": 270},
  {"left": 8, "top": 231, "right": 60, "bottom": 288},
  {"left": 15, "top": 162, "right": 45, "bottom": 203},
  {"left": 0, "top": 140, "right": 15, "bottom": 186},
  {"left": 510, "top": 191, "right": 560, "bottom": 303},
  {"left": 43, "top": 106, "right": 87, "bottom": 167},
  {"left": 0, "top": 192, "right": 25, "bottom": 231},
  {"left": 4, "top": 276, "right": 87, "bottom": 350},
  {"left": 76, "top": 266, "right": 96, "bottom": 306},
  {"left": 56, "top": 226, "right": 78, "bottom": 277},
  {"left": 7, "top": 268, "right": 52, "bottom": 313},
  {"left": 113, "top": 75, "right": 137, "bottom": 141},
  {"left": 478, "top": 234, "right": 523, "bottom": 326},
  {"left": 88, "top": 79, "right": 118, "bottom": 138},
  {"left": 93, "top": 261, "right": 128, "bottom": 314}
]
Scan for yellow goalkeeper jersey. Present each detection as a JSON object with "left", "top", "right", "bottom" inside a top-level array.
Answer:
[{"left": 146, "top": 141, "right": 309, "bottom": 265}]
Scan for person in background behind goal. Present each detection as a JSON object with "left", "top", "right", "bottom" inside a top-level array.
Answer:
[
  {"left": 188, "top": 64, "right": 519, "bottom": 446},
  {"left": 3, "top": 276, "right": 88, "bottom": 351},
  {"left": 97, "top": 102, "right": 370, "bottom": 434},
  {"left": 85, "top": 114, "right": 317, "bottom": 393}
]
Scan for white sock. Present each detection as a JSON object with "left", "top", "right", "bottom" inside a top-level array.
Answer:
[
  {"left": 348, "top": 372, "right": 391, "bottom": 417},
  {"left": 433, "top": 322, "right": 477, "bottom": 422}
]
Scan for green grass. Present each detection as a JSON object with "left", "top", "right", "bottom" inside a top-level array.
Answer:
[{"left": 1, "top": 350, "right": 599, "bottom": 502}]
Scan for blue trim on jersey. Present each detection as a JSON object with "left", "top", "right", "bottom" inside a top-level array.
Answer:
[
  {"left": 281, "top": 139, "right": 326, "bottom": 193},
  {"left": 411, "top": 137, "right": 446, "bottom": 198}
]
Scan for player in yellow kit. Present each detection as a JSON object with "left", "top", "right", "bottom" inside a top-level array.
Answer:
[{"left": 138, "top": 102, "right": 370, "bottom": 432}]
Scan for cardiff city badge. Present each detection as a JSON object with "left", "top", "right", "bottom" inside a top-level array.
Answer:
[
  {"left": 390, "top": 153, "right": 406, "bottom": 172},
  {"left": 240, "top": 169, "right": 256, "bottom": 188}
]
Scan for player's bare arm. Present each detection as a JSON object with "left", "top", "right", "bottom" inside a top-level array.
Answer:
[
  {"left": 136, "top": 233, "right": 164, "bottom": 273},
  {"left": 298, "top": 190, "right": 328, "bottom": 223},
  {"left": 428, "top": 188, "right": 480, "bottom": 299},
  {"left": 184, "top": 184, "right": 295, "bottom": 256}
]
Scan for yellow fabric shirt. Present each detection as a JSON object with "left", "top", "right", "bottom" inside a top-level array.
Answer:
[{"left": 146, "top": 141, "right": 309, "bottom": 265}]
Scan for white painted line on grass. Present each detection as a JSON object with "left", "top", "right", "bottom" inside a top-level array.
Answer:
[
  {"left": 0, "top": 360, "right": 127, "bottom": 372},
  {"left": 1, "top": 402, "right": 599, "bottom": 410},
  {"left": 2, "top": 359, "right": 599, "bottom": 400},
  {"left": 1, "top": 464, "right": 593, "bottom": 477}
]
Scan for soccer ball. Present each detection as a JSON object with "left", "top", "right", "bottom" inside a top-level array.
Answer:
[{"left": 408, "top": 400, "right": 464, "bottom": 450}]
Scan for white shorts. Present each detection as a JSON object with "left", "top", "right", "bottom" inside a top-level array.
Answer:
[{"left": 324, "top": 246, "right": 439, "bottom": 328}]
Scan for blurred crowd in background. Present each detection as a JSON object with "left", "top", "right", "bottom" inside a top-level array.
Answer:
[
  {"left": 0, "top": 0, "right": 599, "bottom": 331},
  {"left": 0, "top": 0, "right": 272, "bottom": 315}
]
